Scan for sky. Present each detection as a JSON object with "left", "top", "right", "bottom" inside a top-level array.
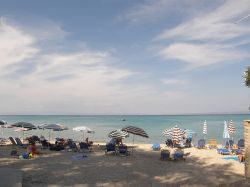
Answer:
[{"left": 0, "top": 0, "right": 250, "bottom": 115}]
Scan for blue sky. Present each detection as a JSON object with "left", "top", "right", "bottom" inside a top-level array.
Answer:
[{"left": 0, "top": 0, "right": 250, "bottom": 115}]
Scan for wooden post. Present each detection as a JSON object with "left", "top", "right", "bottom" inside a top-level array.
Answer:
[{"left": 244, "top": 120, "right": 250, "bottom": 180}]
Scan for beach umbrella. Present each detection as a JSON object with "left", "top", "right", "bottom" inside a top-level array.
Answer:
[
  {"left": 122, "top": 126, "right": 149, "bottom": 154},
  {"left": 0, "top": 120, "right": 7, "bottom": 137},
  {"left": 108, "top": 130, "right": 129, "bottom": 139},
  {"left": 223, "top": 121, "right": 230, "bottom": 139},
  {"left": 12, "top": 122, "right": 37, "bottom": 140},
  {"left": 38, "top": 123, "right": 68, "bottom": 141},
  {"left": 162, "top": 125, "right": 185, "bottom": 145},
  {"left": 203, "top": 120, "right": 207, "bottom": 139},
  {"left": 228, "top": 120, "right": 236, "bottom": 139},
  {"left": 73, "top": 126, "right": 95, "bottom": 140},
  {"left": 12, "top": 122, "right": 37, "bottom": 129},
  {"left": 14, "top": 127, "right": 34, "bottom": 140},
  {"left": 184, "top": 129, "right": 196, "bottom": 139},
  {"left": 0, "top": 120, "right": 7, "bottom": 125}
]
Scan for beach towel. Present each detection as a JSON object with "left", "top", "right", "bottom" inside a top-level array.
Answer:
[
  {"left": 71, "top": 154, "right": 88, "bottom": 160},
  {"left": 222, "top": 157, "right": 238, "bottom": 161}
]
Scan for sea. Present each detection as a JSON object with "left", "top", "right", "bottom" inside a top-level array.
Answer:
[{"left": 0, "top": 114, "right": 248, "bottom": 144}]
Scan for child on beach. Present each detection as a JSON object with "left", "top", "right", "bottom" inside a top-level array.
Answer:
[{"left": 27, "top": 141, "right": 40, "bottom": 156}]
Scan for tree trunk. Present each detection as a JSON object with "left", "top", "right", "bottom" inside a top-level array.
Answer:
[{"left": 244, "top": 120, "right": 250, "bottom": 180}]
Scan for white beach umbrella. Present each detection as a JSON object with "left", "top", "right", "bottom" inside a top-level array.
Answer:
[
  {"left": 223, "top": 121, "right": 230, "bottom": 139},
  {"left": 14, "top": 127, "right": 33, "bottom": 140},
  {"left": 73, "top": 126, "right": 95, "bottom": 140},
  {"left": 0, "top": 120, "right": 7, "bottom": 137}
]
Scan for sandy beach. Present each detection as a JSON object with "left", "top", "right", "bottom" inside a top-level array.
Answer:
[{"left": 0, "top": 143, "right": 248, "bottom": 187}]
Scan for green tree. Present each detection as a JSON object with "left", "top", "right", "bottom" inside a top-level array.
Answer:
[{"left": 244, "top": 66, "right": 250, "bottom": 87}]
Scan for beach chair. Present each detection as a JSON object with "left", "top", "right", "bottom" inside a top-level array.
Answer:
[
  {"left": 9, "top": 137, "right": 17, "bottom": 146},
  {"left": 79, "top": 142, "right": 92, "bottom": 152},
  {"left": 67, "top": 140, "right": 78, "bottom": 152},
  {"left": 105, "top": 143, "right": 116, "bottom": 155},
  {"left": 15, "top": 138, "right": 28, "bottom": 148},
  {"left": 217, "top": 148, "right": 231, "bottom": 155},
  {"left": 166, "top": 139, "right": 173, "bottom": 148},
  {"left": 173, "top": 149, "right": 186, "bottom": 161},
  {"left": 197, "top": 139, "right": 206, "bottom": 149},
  {"left": 237, "top": 139, "right": 244, "bottom": 149},
  {"left": 41, "top": 140, "right": 50, "bottom": 149},
  {"left": 160, "top": 149, "right": 170, "bottom": 161},
  {"left": 208, "top": 139, "right": 217, "bottom": 149},
  {"left": 184, "top": 138, "right": 192, "bottom": 148},
  {"left": 118, "top": 144, "right": 129, "bottom": 156},
  {"left": 229, "top": 140, "right": 234, "bottom": 148},
  {"left": 152, "top": 143, "right": 161, "bottom": 151}
]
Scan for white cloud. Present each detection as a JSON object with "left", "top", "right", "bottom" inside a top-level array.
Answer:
[
  {"left": 161, "top": 79, "right": 188, "bottom": 85},
  {"left": 156, "top": 0, "right": 250, "bottom": 41},
  {"left": 160, "top": 43, "right": 249, "bottom": 68},
  {"left": 0, "top": 17, "right": 38, "bottom": 71},
  {"left": 120, "top": 0, "right": 172, "bottom": 24},
  {"left": 154, "top": 0, "right": 250, "bottom": 69}
]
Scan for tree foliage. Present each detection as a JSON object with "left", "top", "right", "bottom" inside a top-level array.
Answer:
[{"left": 244, "top": 66, "right": 250, "bottom": 87}]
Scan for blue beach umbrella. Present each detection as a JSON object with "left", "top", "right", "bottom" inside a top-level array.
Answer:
[{"left": 223, "top": 121, "right": 230, "bottom": 139}]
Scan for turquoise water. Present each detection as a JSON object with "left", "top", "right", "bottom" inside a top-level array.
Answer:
[{"left": 0, "top": 114, "right": 248, "bottom": 144}]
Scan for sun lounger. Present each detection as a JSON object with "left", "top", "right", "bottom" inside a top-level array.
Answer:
[
  {"left": 172, "top": 149, "right": 186, "bottom": 161},
  {"left": 67, "top": 140, "right": 78, "bottom": 152},
  {"left": 40, "top": 140, "right": 50, "bottom": 149},
  {"left": 79, "top": 142, "right": 92, "bottom": 152},
  {"left": 197, "top": 139, "right": 206, "bottom": 149},
  {"left": 152, "top": 143, "right": 161, "bottom": 151},
  {"left": 105, "top": 143, "right": 116, "bottom": 155},
  {"left": 229, "top": 140, "right": 234, "bottom": 148},
  {"left": 237, "top": 139, "right": 244, "bottom": 149},
  {"left": 217, "top": 148, "right": 231, "bottom": 155},
  {"left": 9, "top": 137, "right": 17, "bottom": 146},
  {"left": 208, "top": 139, "right": 217, "bottom": 149},
  {"left": 160, "top": 149, "right": 170, "bottom": 160},
  {"left": 231, "top": 149, "right": 244, "bottom": 155},
  {"left": 118, "top": 144, "right": 129, "bottom": 156},
  {"left": 184, "top": 138, "right": 192, "bottom": 148}
]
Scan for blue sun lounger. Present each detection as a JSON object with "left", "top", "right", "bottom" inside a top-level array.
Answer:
[
  {"left": 152, "top": 143, "right": 161, "bottom": 151},
  {"left": 217, "top": 148, "right": 231, "bottom": 155}
]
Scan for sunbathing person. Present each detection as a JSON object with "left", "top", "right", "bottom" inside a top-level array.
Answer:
[
  {"left": 85, "top": 137, "right": 93, "bottom": 146},
  {"left": 27, "top": 141, "right": 41, "bottom": 156}
]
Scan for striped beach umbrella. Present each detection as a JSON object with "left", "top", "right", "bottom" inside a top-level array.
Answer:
[
  {"left": 228, "top": 120, "right": 236, "bottom": 135},
  {"left": 121, "top": 126, "right": 149, "bottom": 138},
  {"left": 108, "top": 130, "right": 129, "bottom": 139},
  {"left": 122, "top": 126, "right": 149, "bottom": 154},
  {"left": 162, "top": 125, "right": 185, "bottom": 144},
  {"left": 203, "top": 120, "right": 207, "bottom": 139}
]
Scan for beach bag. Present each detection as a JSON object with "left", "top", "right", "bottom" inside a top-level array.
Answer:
[{"left": 22, "top": 153, "right": 30, "bottom": 159}]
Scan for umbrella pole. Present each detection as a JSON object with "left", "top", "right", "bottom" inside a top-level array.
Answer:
[{"left": 132, "top": 135, "right": 134, "bottom": 155}]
